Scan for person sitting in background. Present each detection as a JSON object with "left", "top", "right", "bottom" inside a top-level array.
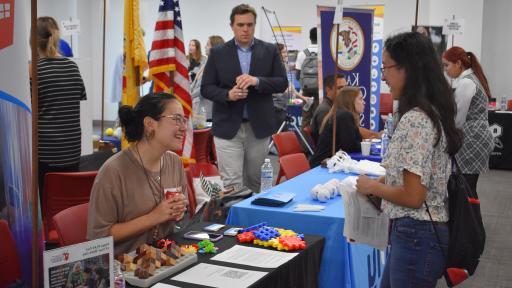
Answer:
[
  {"left": 310, "top": 74, "right": 347, "bottom": 142},
  {"left": 87, "top": 93, "right": 188, "bottom": 256},
  {"left": 309, "top": 86, "right": 362, "bottom": 167},
  {"left": 187, "top": 39, "right": 206, "bottom": 82},
  {"left": 190, "top": 35, "right": 225, "bottom": 121},
  {"left": 442, "top": 46, "right": 494, "bottom": 197},
  {"left": 338, "top": 89, "right": 382, "bottom": 139},
  {"left": 356, "top": 32, "right": 462, "bottom": 287},
  {"left": 272, "top": 43, "right": 294, "bottom": 131}
]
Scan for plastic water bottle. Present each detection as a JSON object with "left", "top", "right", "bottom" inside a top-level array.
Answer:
[
  {"left": 500, "top": 95, "right": 508, "bottom": 111},
  {"left": 381, "top": 127, "right": 389, "bottom": 158},
  {"left": 114, "top": 260, "right": 125, "bottom": 288},
  {"left": 386, "top": 113, "right": 394, "bottom": 137},
  {"left": 260, "top": 158, "right": 273, "bottom": 193}
]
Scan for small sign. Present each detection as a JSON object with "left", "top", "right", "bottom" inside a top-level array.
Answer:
[
  {"left": 44, "top": 237, "right": 114, "bottom": 288},
  {"left": 333, "top": 1, "right": 344, "bottom": 24},
  {"left": 60, "top": 19, "right": 80, "bottom": 36},
  {"left": 443, "top": 18, "right": 464, "bottom": 35}
]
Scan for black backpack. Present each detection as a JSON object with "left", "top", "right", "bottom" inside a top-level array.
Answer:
[
  {"left": 299, "top": 49, "right": 318, "bottom": 95},
  {"left": 426, "top": 160, "right": 486, "bottom": 287}
]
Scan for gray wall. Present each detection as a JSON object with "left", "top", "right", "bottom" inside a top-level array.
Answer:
[{"left": 482, "top": 0, "right": 512, "bottom": 100}]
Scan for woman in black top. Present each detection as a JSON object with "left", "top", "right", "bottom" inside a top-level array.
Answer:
[{"left": 309, "top": 86, "right": 362, "bottom": 167}]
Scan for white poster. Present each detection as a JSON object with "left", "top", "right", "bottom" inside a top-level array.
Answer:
[
  {"left": 271, "top": 26, "right": 302, "bottom": 51},
  {"left": 43, "top": 237, "right": 114, "bottom": 288}
]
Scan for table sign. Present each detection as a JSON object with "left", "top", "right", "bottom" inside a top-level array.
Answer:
[{"left": 44, "top": 237, "right": 114, "bottom": 288}]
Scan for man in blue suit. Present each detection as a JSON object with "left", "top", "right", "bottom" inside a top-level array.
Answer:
[{"left": 201, "top": 4, "right": 287, "bottom": 194}]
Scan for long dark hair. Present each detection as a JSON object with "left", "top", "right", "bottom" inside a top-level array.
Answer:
[
  {"left": 443, "top": 46, "right": 492, "bottom": 99},
  {"left": 118, "top": 93, "right": 177, "bottom": 142},
  {"left": 384, "top": 32, "right": 462, "bottom": 156}
]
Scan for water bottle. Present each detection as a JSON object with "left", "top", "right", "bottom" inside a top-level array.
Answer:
[
  {"left": 386, "top": 113, "right": 394, "bottom": 137},
  {"left": 381, "top": 127, "right": 389, "bottom": 158},
  {"left": 260, "top": 158, "right": 273, "bottom": 193},
  {"left": 114, "top": 260, "right": 126, "bottom": 288},
  {"left": 500, "top": 95, "right": 508, "bottom": 111}
]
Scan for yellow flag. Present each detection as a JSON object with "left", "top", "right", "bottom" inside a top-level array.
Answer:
[
  {"left": 122, "top": 0, "right": 148, "bottom": 148},
  {"left": 122, "top": 0, "right": 148, "bottom": 107}
]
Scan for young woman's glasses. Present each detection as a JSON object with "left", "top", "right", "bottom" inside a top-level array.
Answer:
[
  {"left": 160, "top": 114, "right": 188, "bottom": 126},
  {"left": 381, "top": 64, "right": 398, "bottom": 73}
]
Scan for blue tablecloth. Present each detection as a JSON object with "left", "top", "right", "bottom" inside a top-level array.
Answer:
[{"left": 226, "top": 166, "right": 385, "bottom": 288}]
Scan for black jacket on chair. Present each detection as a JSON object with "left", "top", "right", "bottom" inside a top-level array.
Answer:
[{"left": 201, "top": 38, "right": 288, "bottom": 140}]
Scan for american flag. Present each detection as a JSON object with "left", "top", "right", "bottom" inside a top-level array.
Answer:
[{"left": 149, "top": 0, "right": 193, "bottom": 160}]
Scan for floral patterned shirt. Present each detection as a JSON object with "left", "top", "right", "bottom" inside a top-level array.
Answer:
[{"left": 381, "top": 108, "right": 451, "bottom": 222}]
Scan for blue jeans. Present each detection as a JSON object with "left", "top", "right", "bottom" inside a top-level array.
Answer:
[{"left": 380, "top": 217, "right": 449, "bottom": 288}]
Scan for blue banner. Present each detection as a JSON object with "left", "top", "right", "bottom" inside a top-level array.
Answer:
[{"left": 320, "top": 8, "right": 374, "bottom": 128}]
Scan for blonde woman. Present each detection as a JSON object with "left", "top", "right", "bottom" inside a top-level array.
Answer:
[
  {"left": 338, "top": 89, "right": 382, "bottom": 139},
  {"left": 309, "top": 86, "right": 362, "bottom": 167},
  {"left": 30, "top": 16, "right": 86, "bottom": 193}
]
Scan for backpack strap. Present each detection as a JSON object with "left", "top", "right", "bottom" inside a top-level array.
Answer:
[{"left": 304, "top": 48, "right": 311, "bottom": 57}]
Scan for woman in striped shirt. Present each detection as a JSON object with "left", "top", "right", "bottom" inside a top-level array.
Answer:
[{"left": 31, "top": 16, "right": 86, "bottom": 192}]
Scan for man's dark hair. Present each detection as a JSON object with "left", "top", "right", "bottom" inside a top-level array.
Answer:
[
  {"left": 309, "top": 27, "right": 317, "bottom": 44},
  {"left": 323, "top": 74, "right": 345, "bottom": 88},
  {"left": 230, "top": 4, "right": 257, "bottom": 25}
]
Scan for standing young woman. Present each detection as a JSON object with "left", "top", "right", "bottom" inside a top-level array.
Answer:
[
  {"left": 356, "top": 32, "right": 462, "bottom": 287},
  {"left": 87, "top": 93, "right": 188, "bottom": 255},
  {"left": 31, "top": 17, "right": 86, "bottom": 193},
  {"left": 309, "top": 86, "right": 362, "bottom": 168},
  {"left": 187, "top": 39, "right": 206, "bottom": 82},
  {"left": 442, "top": 46, "right": 494, "bottom": 196}
]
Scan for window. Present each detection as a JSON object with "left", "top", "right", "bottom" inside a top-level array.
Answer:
[{"left": 0, "top": 3, "right": 10, "bottom": 20}]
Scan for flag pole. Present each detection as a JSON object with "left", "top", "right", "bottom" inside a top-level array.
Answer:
[
  {"left": 30, "top": 0, "right": 40, "bottom": 286},
  {"left": 100, "top": 0, "right": 107, "bottom": 140}
]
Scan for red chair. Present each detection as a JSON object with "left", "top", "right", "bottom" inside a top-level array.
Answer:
[
  {"left": 279, "top": 153, "right": 311, "bottom": 182},
  {"left": 186, "top": 163, "right": 220, "bottom": 217},
  {"left": 0, "top": 220, "right": 22, "bottom": 287},
  {"left": 272, "top": 131, "right": 304, "bottom": 184},
  {"left": 52, "top": 203, "right": 89, "bottom": 246},
  {"left": 193, "top": 128, "right": 212, "bottom": 163},
  {"left": 302, "top": 126, "right": 316, "bottom": 150},
  {"left": 380, "top": 93, "right": 393, "bottom": 116},
  {"left": 42, "top": 171, "right": 97, "bottom": 244}
]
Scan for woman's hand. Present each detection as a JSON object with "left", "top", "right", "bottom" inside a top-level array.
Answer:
[
  {"left": 168, "top": 193, "right": 188, "bottom": 221},
  {"left": 356, "top": 175, "right": 381, "bottom": 196},
  {"left": 149, "top": 198, "right": 176, "bottom": 224}
]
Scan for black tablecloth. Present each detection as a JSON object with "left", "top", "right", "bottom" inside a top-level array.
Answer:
[
  {"left": 488, "top": 111, "right": 512, "bottom": 170},
  {"left": 127, "top": 222, "right": 324, "bottom": 288}
]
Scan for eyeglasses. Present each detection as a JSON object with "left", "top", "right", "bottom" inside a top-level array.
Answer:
[
  {"left": 381, "top": 64, "right": 399, "bottom": 73},
  {"left": 160, "top": 114, "right": 188, "bottom": 126}
]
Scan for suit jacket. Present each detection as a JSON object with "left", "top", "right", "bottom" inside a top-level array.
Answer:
[{"left": 201, "top": 38, "right": 287, "bottom": 139}]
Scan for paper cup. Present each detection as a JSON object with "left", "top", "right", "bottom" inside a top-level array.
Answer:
[{"left": 361, "top": 141, "right": 371, "bottom": 156}]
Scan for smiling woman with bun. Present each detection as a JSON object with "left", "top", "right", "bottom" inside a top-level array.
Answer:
[{"left": 87, "top": 93, "right": 189, "bottom": 255}]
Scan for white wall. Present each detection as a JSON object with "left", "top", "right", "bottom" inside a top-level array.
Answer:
[
  {"left": 35, "top": 0, "right": 499, "bottom": 149},
  {"left": 482, "top": 0, "right": 512, "bottom": 100}
]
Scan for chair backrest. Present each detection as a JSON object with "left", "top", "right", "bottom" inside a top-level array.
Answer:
[
  {"left": 380, "top": 93, "right": 393, "bottom": 116},
  {"left": 52, "top": 203, "right": 89, "bottom": 246},
  {"left": 302, "top": 125, "right": 316, "bottom": 149},
  {"left": 186, "top": 163, "right": 221, "bottom": 217},
  {"left": 42, "top": 171, "right": 97, "bottom": 241},
  {"left": 279, "top": 153, "right": 311, "bottom": 181},
  {"left": 272, "top": 131, "right": 303, "bottom": 157},
  {"left": 0, "top": 220, "right": 22, "bottom": 286},
  {"left": 193, "top": 128, "right": 212, "bottom": 163}
]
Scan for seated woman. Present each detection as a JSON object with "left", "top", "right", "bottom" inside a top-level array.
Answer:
[
  {"left": 309, "top": 87, "right": 362, "bottom": 167},
  {"left": 87, "top": 93, "right": 188, "bottom": 256},
  {"left": 339, "top": 91, "right": 382, "bottom": 139}
]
